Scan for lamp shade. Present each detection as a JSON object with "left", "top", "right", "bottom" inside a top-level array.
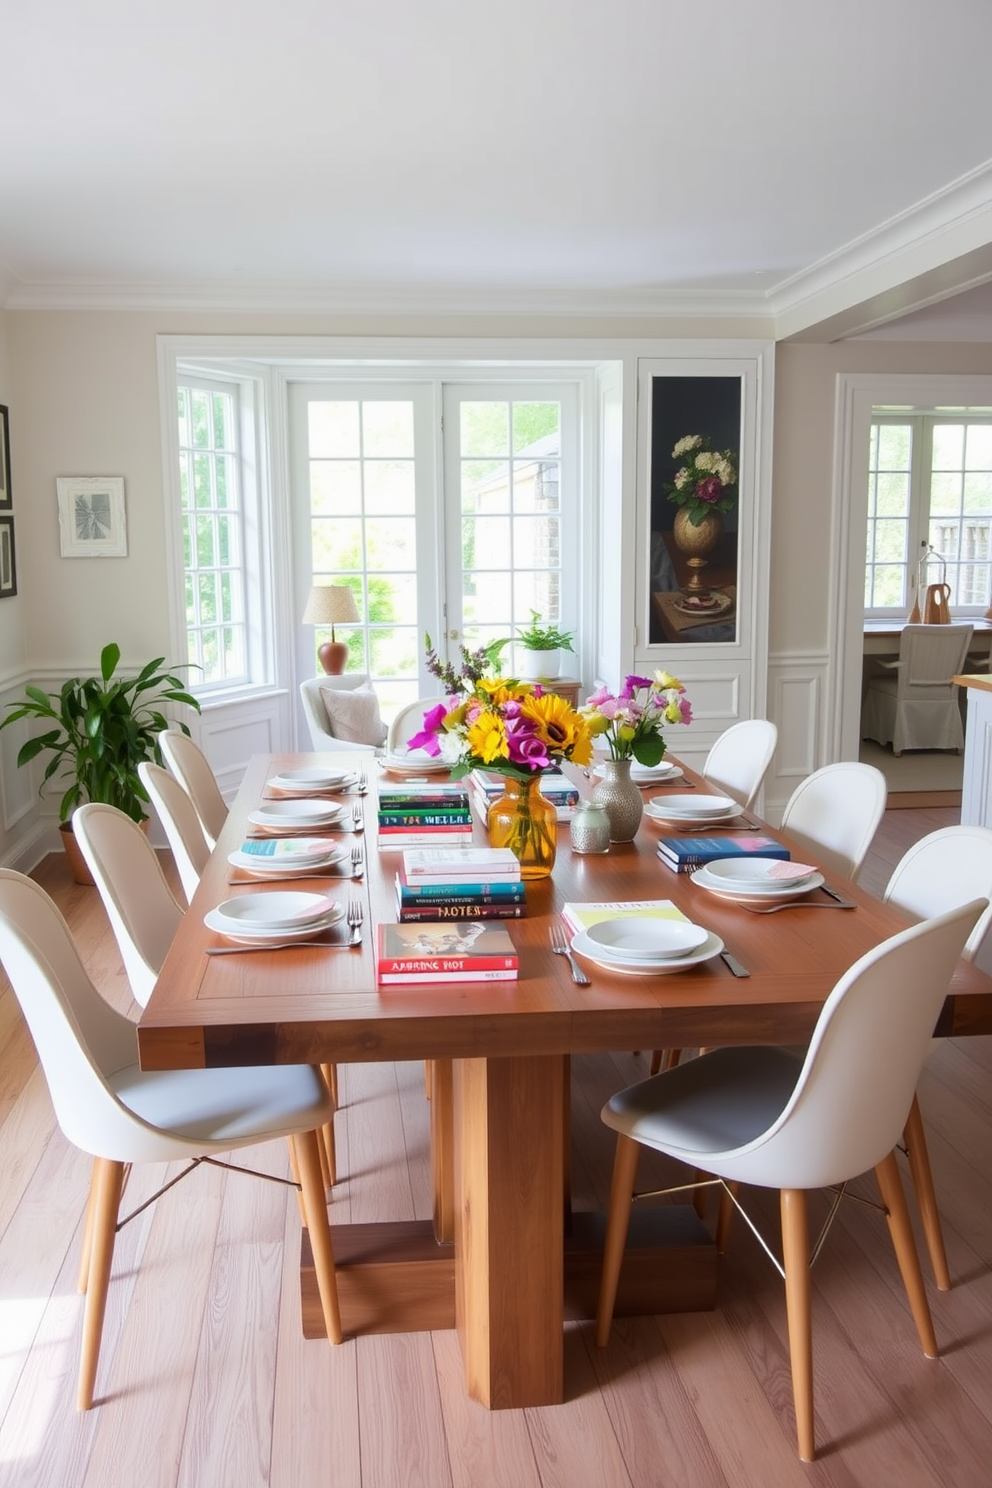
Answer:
[{"left": 302, "top": 585, "right": 360, "bottom": 627}]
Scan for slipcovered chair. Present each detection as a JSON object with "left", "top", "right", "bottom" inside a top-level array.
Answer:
[
  {"left": 779, "top": 761, "right": 887, "bottom": 884},
  {"left": 157, "top": 729, "right": 229, "bottom": 851},
  {"left": 702, "top": 718, "right": 778, "bottom": 811},
  {"left": 0, "top": 869, "right": 342, "bottom": 1410},
  {"left": 862, "top": 623, "right": 973, "bottom": 756},
  {"left": 299, "top": 674, "right": 387, "bottom": 753},
  {"left": 595, "top": 899, "right": 986, "bottom": 1461}
]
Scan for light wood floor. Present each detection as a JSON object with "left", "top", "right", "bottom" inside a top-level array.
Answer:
[{"left": 2, "top": 807, "right": 992, "bottom": 1487}]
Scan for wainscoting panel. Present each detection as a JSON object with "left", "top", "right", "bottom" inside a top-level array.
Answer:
[{"left": 765, "top": 652, "right": 830, "bottom": 824}]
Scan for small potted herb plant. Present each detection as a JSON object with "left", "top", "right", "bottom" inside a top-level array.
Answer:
[
  {"left": 0, "top": 642, "right": 200, "bottom": 882},
  {"left": 514, "top": 611, "right": 575, "bottom": 680}
]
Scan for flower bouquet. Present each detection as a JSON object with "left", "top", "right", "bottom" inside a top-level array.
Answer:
[
  {"left": 583, "top": 671, "right": 691, "bottom": 767},
  {"left": 581, "top": 672, "right": 692, "bottom": 840},
  {"left": 407, "top": 636, "right": 596, "bottom": 876},
  {"left": 664, "top": 434, "right": 738, "bottom": 527}
]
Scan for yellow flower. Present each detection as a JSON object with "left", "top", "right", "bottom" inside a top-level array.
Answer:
[
  {"left": 521, "top": 692, "right": 596, "bottom": 766},
  {"left": 654, "top": 668, "right": 683, "bottom": 691},
  {"left": 467, "top": 708, "right": 509, "bottom": 764}
]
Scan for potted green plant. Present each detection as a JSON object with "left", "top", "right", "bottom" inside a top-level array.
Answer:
[
  {"left": 0, "top": 642, "right": 200, "bottom": 882},
  {"left": 515, "top": 611, "right": 575, "bottom": 680}
]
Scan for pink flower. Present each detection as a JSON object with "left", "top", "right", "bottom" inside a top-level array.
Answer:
[
  {"left": 695, "top": 475, "right": 723, "bottom": 504},
  {"left": 407, "top": 701, "right": 449, "bottom": 756}
]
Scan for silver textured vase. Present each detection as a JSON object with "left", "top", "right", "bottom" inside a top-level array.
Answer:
[{"left": 591, "top": 758, "right": 643, "bottom": 842}]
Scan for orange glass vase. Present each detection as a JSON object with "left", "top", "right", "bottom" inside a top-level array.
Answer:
[{"left": 487, "top": 774, "right": 557, "bottom": 880}]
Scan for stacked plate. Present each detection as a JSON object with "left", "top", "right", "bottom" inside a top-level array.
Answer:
[
  {"left": 204, "top": 891, "right": 344, "bottom": 946},
  {"left": 381, "top": 748, "right": 449, "bottom": 776},
  {"left": 644, "top": 792, "right": 742, "bottom": 826},
  {"left": 570, "top": 915, "right": 723, "bottom": 976},
  {"left": 228, "top": 838, "right": 350, "bottom": 877},
  {"left": 690, "top": 857, "right": 824, "bottom": 906},
  {"left": 594, "top": 760, "right": 684, "bottom": 784},
  {"left": 266, "top": 766, "right": 358, "bottom": 794},
  {"left": 247, "top": 799, "right": 350, "bottom": 831}
]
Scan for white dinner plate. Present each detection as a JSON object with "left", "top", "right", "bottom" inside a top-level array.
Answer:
[
  {"left": 701, "top": 858, "right": 820, "bottom": 892},
  {"left": 570, "top": 927, "right": 724, "bottom": 975},
  {"left": 594, "top": 761, "right": 683, "bottom": 783},
  {"left": 228, "top": 841, "right": 349, "bottom": 875},
  {"left": 647, "top": 793, "right": 737, "bottom": 817},
  {"left": 203, "top": 910, "right": 345, "bottom": 946},
  {"left": 211, "top": 891, "right": 344, "bottom": 933},
  {"left": 690, "top": 866, "right": 824, "bottom": 904},
  {"left": 584, "top": 916, "right": 709, "bottom": 960},
  {"left": 267, "top": 767, "right": 357, "bottom": 793},
  {"left": 247, "top": 800, "right": 348, "bottom": 829},
  {"left": 381, "top": 750, "right": 450, "bottom": 775}
]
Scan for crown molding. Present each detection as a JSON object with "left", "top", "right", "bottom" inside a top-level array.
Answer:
[
  {"left": 769, "top": 156, "right": 992, "bottom": 338},
  {"left": 2, "top": 275, "right": 773, "bottom": 321}
]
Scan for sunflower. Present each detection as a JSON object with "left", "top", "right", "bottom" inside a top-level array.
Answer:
[
  {"left": 520, "top": 691, "right": 596, "bottom": 766},
  {"left": 466, "top": 708, "right": 510, "bottom": 764}
]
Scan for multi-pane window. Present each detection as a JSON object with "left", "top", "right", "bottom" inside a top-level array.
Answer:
[
  {"left": 866, "top": 413, "right": 992, "bottom": 615},
  {"left": 177, "top": 379, "right": 248, "bottom": 687},
  {"left": 454, "top": 397, "right": 564, "bottom": 671}
]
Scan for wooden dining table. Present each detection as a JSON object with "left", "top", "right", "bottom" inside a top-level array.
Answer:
[{"left": 137, "top": 751, "right": 992, "bottom": 1410}]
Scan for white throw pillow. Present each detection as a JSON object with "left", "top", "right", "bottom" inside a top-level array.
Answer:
[{"left": 319, "top": 683, "right": 388, "bottom": 746}]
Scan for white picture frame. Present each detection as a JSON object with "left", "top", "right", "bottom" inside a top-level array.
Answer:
[{"left": 56, "top": 476, "right": 128, "bottom": 558}]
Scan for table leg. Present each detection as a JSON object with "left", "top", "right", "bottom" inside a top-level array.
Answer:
[
  {"left": 429, "top": 1057, "right": 455, "bottom": 1243},
  {"left": 454, "top": 1053, "right": 565, "bottom": 1408}
]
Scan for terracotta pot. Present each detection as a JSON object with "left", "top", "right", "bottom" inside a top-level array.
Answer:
[{"left": 60, "top": 814, "right": 148, "bottom": 886}]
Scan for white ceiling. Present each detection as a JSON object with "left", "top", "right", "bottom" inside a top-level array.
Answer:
[{"left": 5, "top": 0, "right": 992, "bottom": 337}]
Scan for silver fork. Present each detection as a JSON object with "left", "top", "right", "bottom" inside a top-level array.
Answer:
[
  {"left": 354, "top": 769, "right": 368, "bottom": 795},
  {"left": 347, "top": 897, "right": 364, "bottom": 946},
  {"left": 351, "top": 845, "right": 364, "bottom": 879},
  {"left": 352, "top": 803, "right": 364, "bottom": 833},
  {"left": 548, "top": 922, "right": 590, "bottom": 985}
]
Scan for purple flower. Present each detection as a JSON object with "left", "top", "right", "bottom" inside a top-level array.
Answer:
[
  {"left": 678, "top": 698, "right": 693, "bottom": 724},
  {"left": 504, "top": 716, "right": 551, "bottom": 770},
  {"left": 695, "top": 476, "right": 723, "bottom": 504},
  {"left": 622, "top": 674, "right": 653, "bottom": 695},
  {"left": 406, "top": 701, "right": 449, "bottom": 757}
]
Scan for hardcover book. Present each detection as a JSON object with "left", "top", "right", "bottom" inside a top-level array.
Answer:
[
  {"left": 376, "top": 920, "right": 519, "bottom": 983},
  {"left": 402, "top": 847, "right": 521, "bottom": 882},
  {"left": 377, "top": 783, "right": 470, "bottom": 808},
  {"left": 396, "top": 870, "right": 526, "bottom": 903},
  {"left": 397, "top": 901, "right": 525, "bottom": 922},
  {"left": 657, "top": 835, "right": 790, "bottom": 871},
  {"left": 561, "top": 899, "right": 692, "bottom": 935},
  {"left": 470, "top": 769, "right": 579, "bottom": 805}
]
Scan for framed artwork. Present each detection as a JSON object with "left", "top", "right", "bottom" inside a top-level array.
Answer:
[
  {"left": 0, "top": 405, "right": 11, "bottom": 512},
  {"left": 647, "top": 376, "right": 742, "bottom": 646},
  {"left": 56, "top": 476, "right": 128, "bottom": 558},
  {"left": 0, "top": 516, "right": 16, "bottom": 597}
]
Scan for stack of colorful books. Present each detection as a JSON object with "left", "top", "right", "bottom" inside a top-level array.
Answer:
[
  {"left": 468, "top": 768, "right": 580, "bottom": 823},
  {"left": 376, "top": 781, "right": 474, "bottom": 850},
  {"left": 395, "top": 845, "right": 525, "bottom": 922},
  {"left": 376, "top": 919, "right": 520, "bottom": 984}
]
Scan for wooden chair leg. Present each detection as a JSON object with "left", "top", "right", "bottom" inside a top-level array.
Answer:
[
  {"left": 594, "top": 1134, "right": 640, "bottom": 1347},
  {"left": 875, "top": 1149, "right": 938, "bottom": 1359},
  {"left": 78, "top": 1157, "right": 100, "bottom": 1293},
  {"left": 77, "top": 1158, "right": 125, "bottom": 1410},
  {"left": 780, "top": 1187, "right": 815, "bottom": 1462},
  {"left": 903, "top": 1093, "right": 951, "bottom": 1290},
  {"left": 648, "top": 1047, "right": 683, "bottom": 1076},
  {"left": 318, "top": 1065, "right": 338, "bottom": 1186},
  {"left": 286, "top": 1137, "right": 307, "bottom": 1225},
  {"left": 714, "top": 1180, "right": 738, "bottom": 1253},
  {"left": 292, "top": 1129, "right": 343, "bottom": 1345},
  {"left": 424, "top": 1059, "right": 433, "bottom": 1100}
]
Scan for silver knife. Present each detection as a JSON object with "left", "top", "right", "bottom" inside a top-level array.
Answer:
[{"left": 720, "top": 950, "right": 750, "bottom": 978}]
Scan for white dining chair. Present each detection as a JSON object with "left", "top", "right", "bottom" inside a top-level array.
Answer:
[
  {"left": 0, "top": 868, "right": 342, "bottom": 1410},
  {"left": 386, "top": 696, "right": 449, "bottom": 756},
  {"left": 299, "top": 674, "right": 387, "bottom": 753},
  {"left": 880, "top": 823, "right": 992, "bottom": 1288},
  {"left": 157, "top": 729, "right": 229, "bottom": 851},
  {"left": 862, "top": 623, "right": 973, "bottom": 756},
  {"left": 702, "top": 718, "right": 778, "bottom": 811},
  {"left": 595, "top": 898, "right": 985, "bottom": 1461},
  {"left": 138, "top": 760, "right": 211, "bottom": 906},
  {"left": 73, "top": 802, "right": 183, "bottom": 1009},
  {"left": 73, "top": 799, "right": 340, "bottom": 1186},
  {"left": 779, "top": 760, "right": 887, "bottom": 883}
]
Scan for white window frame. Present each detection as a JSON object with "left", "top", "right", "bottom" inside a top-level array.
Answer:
[{"left": 865, "top": 410, "right": 992, "bottom": 620}]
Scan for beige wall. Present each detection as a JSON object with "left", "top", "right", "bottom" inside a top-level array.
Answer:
[{"left": 770, "top": 339, "right": 992, "bottom": 659}]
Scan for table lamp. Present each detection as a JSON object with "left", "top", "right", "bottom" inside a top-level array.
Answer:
[{"left": 302, "top": 584, "right": 359, "bottom": 674}]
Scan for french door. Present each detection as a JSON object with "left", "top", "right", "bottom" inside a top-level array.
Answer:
[{"left": 289, "top": 377, "right": 579, "bottom": 718}]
